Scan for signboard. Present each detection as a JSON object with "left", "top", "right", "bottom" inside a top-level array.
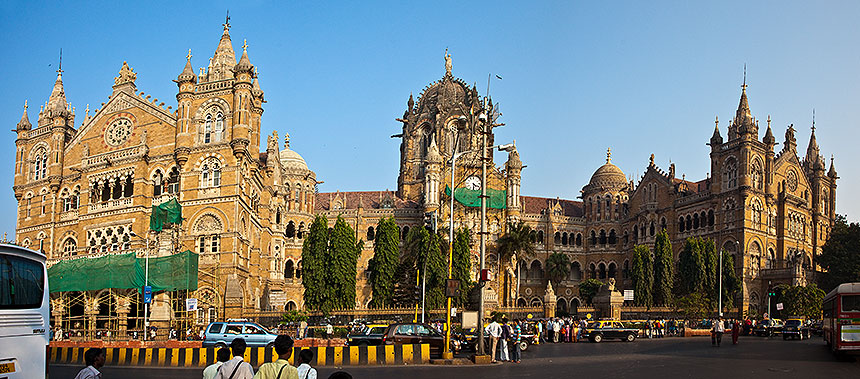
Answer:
[
  {"left": 462, "top": 311, "right": 479, "bottom": 329},
  {"left": 186, "top": 298, "right": 198, "bottom": 312},
  {"left": 624, "top": 290, "right": 634, "bottom": 301},
  {"left": 451, "top": 307, "right": 457, "bottom": 317},
  {"left": 143, "top": 286, "right": 152, "bottom": 304},
  {"left": 480, "top": 269, "right": 493, "bottom": 281},
  {"left": 446, "top": 279, "right": 461, "bottom": 298},
  {"left": 776, "top": 303, "right": 784, "bottom": 311}
]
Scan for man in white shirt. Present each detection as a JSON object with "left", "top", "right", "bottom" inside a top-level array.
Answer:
[
  {"left": 214, "top": 338, "right": 254, "bottom": 379},
  {"left": 712, "top": 317, "right": 725, "bottom": 347},
  {"left": 74, "top": 348, "right": 105, "bottom": 379},
  {"left": 484, "top": 318, "right": 502, "bottom": 363},
  {"left": 203, "top": 347, "right": 231, "bottom": 379},
  {"left": 296, "top": 349, "right": 318, "bottom": 379}
]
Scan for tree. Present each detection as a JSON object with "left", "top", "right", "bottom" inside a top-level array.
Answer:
[
  {"left": 652, "top": 230, "right": 674, "bottom": 306},
  {"left": 702, "top": 238, "right": 719, "bottom": 298},
  {"left": 719, "top": 251, "right": 741, "bottom": 311},
  {"left": 368, "top": 217, "right": 400, "bottom": 308},
  {"left": 302, "top": 215, "right": 331, "bottom": 311},
  {"left": 327, "top": 216, "right": 363, "bottom": 311},
  {"left": 674, "top": 293, "right": 711, "bottom": 320},
  {"left": 395, "top": 226, "right": 446, "bottom": 310},
  {"left": 780, "top": 283, "right": 826, "bottom": 319},
  {"left": 676, "top": 238, "right": 704, "bottom": 296},
  {"left": 578, "top": 279, "right": 603, "bottom": 305},
  {"left": 497, "top": 221, "right": 535, "bottom": 303},
  {"left": 817, "top": 215, "right": 860, "bottom": 292},
  {"left": 451, "top": 228, "right": 474, "bottom": 307},
  {"left": 545, "top": 252, "right": 571, "bottom": 287},
  {"left": 631, "top": 245, "right": 653, "bottom": 308}
]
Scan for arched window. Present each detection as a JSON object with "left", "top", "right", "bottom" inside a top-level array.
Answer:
[
  {"left": 766, "top": 248, "right": 776, "bottom": 269},
  {"left": 598, "top": 263, "right": 607, "bottom": 279},
  {"left": 679, "top": 217, "right": 685, "bottom": 233},
  {"left": 537, "top": 230, "right": 544, "bottom": 244},
  {"left": 285, "top": 260, "right": 295, "bottom": 279},
  {"left": 367, "top": 226, "right": 375, "bottom": 241},
  {"left": 708, "top": 210, "right": 715, "bottom": 226},
  {"left": 167, "top": 167, "right": 180, "bottom": 194},
  {"left": 201, "top": 159, "right": 222, "bottom": 188},
  {"left": 298, "top": 222, "right": 305, "bottom": 239},
  {"left": 571, "top": 262, "right": 582, "bottom": 280},
  {"left": 649, "top": 221, "right": 655, "bottom": 236},
  {"left": 724, "top": 158, "right": 738, "bottom": 190},
  {"left": 275, "top": 209, "right": 282, "bottom": 225},
  {"left": 153, "top": 170, "right": 164, "bottom": 197},
  {"left": 693, "top": 214, "right": 700, "bottom": 229},
  {"left": 752, "top": 159, "right": 763, "bottom": 191},
  {"left": 599, "top": 230, "right": 606, "bottom": 245},
  {"left": 214, "top": 113, "right": 224, "bottom": 142},
  {"left": 752, "top": 198, "right": 763, "bottom": 228},
  {"left": 286, "top": 221, "right": 296, "bottom": 238},
  {"left": 204, "top": 114, "right": 213, "bottom": 143},
  {"left": 609, "top": 229, "right": 617, "bottom": 245},
  {"left": 561, "top": 232, "right": 568, "bottom": 246},
  {"left": 529, "top": 260, "right": 543, "bottom": 279},
  {"left": 608, "top": 262, "right": 617, "bottom": 278},
  {"left": 686, "top": 215, "right": 692, "bottom": 231},
  {"left": 123, "top": 176, "right": 133, "bottom": 198},
  {"left": 575, "top": 233, "right": 582, "bottom": 247},
  {"left": 589, "top": 263, "right": 596, "bottom": 279},
  {"left": 554, "top": 232, "right": 561, "bottom": 244},
  {"left": 33, "top": 148, "right": 48, "bottom": 181},
  {"left": 63, "top": 238, "right": 77, "bottom": 256}
]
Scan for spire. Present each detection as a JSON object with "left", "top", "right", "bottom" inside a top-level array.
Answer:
[
  {"left": 112, "top": 61, "right": 138, "bottom": 94},
  {"left": 763, "top": 115, "right": 775, "bottom": 144},
  {"left": 606, "top": 147, "right": 612, "bottom": 164},
  {"left": 710, "top": 116, "right": 723, "bottom": 145},
  {"left": 177, "top": 49, "right": 197, "bottom": 83},
  {"left": 252, "top": 67, "right": 264, "bottom": 98},
  {"left": 828, "top": 154, "right": 838, "bottom": 178},
  {"left": 208, "top": 18, "right": 236, "bottom": 81},
  {"left": 736, "top": 71, "right": 751, "bottom": 123},
  {"left": 16, "top": 100, "right": 31, "bottom": 131},
  {"left": 234, "top": 39, "right": 253, "bottom": 73},
  {"left": 42, "top": 61, "right": 70, "bottom": 123},
  {"left": 806, "top": 110, "right": 821, "bottom": 166},
  {"left": 426, "top": 134, "right": 442, "bottom": 163}
]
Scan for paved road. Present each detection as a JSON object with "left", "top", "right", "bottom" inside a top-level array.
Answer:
[{"left": 51, "top": 336, "right": 859, "bottom": 379}]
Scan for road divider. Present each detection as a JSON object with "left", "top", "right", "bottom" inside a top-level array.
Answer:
[{"left": 50, "top": 344, "right": 431, "bottom": 367}]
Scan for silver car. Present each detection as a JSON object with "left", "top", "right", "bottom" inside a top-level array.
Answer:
[{"left": 203, "top": 321, "right": 278, "bottom": 348}]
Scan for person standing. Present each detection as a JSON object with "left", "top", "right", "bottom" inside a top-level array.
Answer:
[
  {"left": 711, "top": 317, "right": 725, "bottom": 347},
  {"left": 253, "top": 335, "right": 298, "bottom": 379},
  {"left": 74, "top": 348, "right": 106, "bottom": 379},
  {"left": 485, "top": 318, "right": 502, "bottom": 363},
  {"left": 499, "top": 318, "right": 511, "bottom": 362},
  {"left": 534, "top": 319, "right": 542, "bottom": 345},
  {"left": 326, "top": 323, "right": 334, "bottom": 339},
  {"left": 215, "top": 338, "right": 254, "bottom": 379},
  {"left": 296, "top": 349, "right": 318, "bottom": 379},
  {"left": 204, "top": 348, "right": 231, "bottom": 379},
  {"left": 731, "top": 318, "right": 740, "bottom": 345},
  {"left": 511, "top": 319, "right": 522, "bottom": 363}
]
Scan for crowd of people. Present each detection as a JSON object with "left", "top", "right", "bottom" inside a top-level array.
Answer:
[{"left": 484, "top": 317, "right": 525, "bottom": 363}]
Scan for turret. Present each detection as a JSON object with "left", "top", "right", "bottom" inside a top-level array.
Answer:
[
  {"left": 175, "top": 50, "right": 197, "bottom": 166},
  {"left": 231, "top": 40, "right": 254, "bottom": 159},
  {"left": 764, "top": 115, "right": 776, "bottom": 197},
  {"left": 16, "top": 100, "right": 31, "bottom": 132},
  {"left": 828, "top": 155, "right": 838, "bottom": 220},
  {"left": 709, "top": 116, "right": 723, "bottom": 193},
  {"left": 423, "top": 135, "right": 442, "bottom": 209},
  {"left": 505, "top": 145, "right": 523, "bottom": 214}
]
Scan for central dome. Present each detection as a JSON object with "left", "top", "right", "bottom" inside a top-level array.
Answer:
[
  {"left": 587, "top": 148, "right": 627, "bottom": 188},
  {"left": 279, "top": 134, "right": 308, "bottom": 171}
]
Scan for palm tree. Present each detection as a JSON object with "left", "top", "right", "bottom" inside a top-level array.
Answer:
[
  {"left": 496, "top": 221, "right": 535, "bottom": 306},
  {"left": 545, "top": 252, "right": 571, "bottom": 287}
]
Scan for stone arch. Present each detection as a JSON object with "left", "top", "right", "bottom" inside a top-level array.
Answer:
[
  {"left": 188, "top": 207, "right": 230, "bottom": 232},
  {"left": 575, "top": 233, "right": 582, "bottom": 247},
  {"left": 284, "top": 259, "right": 295, "bottom": 279},
  {"left": 556, "top": 298, "right": 568, "bottom": 315},
  {"left": 529, "top": 297, "right": 543, "bottom": 307},
  {"left": 285, "top": 301, "right": 297, "bottom": 311},
  {"left": 517, "top": 298, "right": 528, "bottom": 307},
  {"left": 529, "top": 260, "right": 543, "bottom": 279},
  {"left": 286, "top": 220, "right": 296, "bottom": 238},
  {"left": 598, "top": 262, "right": 607, "bottom": 279},
  {"left": 570, "top": 261, "right": 582, "bottom": 280},
  {"left": 192, "top": 213, "right": 225, "bottom": 234},
  {"left": 608, "top": 261, "right": 617, "bottom": 278}
]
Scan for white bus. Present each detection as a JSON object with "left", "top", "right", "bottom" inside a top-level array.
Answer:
[{"left": 0, "top": 244, "right": 49, "bottom": 378}]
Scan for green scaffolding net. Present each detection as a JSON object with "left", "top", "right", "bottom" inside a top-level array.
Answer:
[
  {"left": 47, "top": 250, "right": 198, "bottom": 293},
  {"left": 445, "top": 185, "right": 507, "bottom": 209},
  {"left": 150, "top": 198, "right": 183, "bottom": 232}
]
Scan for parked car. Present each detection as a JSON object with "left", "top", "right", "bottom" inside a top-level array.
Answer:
[
  {"left": 753, "top": 319, "right": 784, "bottom": 337},
  {"left": 347, "top": 324, "right": 389, "bottom": 346},
  {"left": 809, "top": 319, "right": 824, "bottom": 336},
  {"left": 581, "top": 320, "right": 638, "bottom": 343},
  {"left": 782, "top": 318, "right": 810, "bottom": 340},
  {"left": 203, "top": 320, "right": 278, "bottom": 348},
  {"left": 382, "top": 323, "right": 445, "bottom": 357}
]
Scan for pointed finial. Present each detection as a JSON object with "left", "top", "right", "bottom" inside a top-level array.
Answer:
[
  {"left": 24, "top": 100, "right": 28, "bottom": 111},
  {"left": 243, "top": 39, "right": 248, "bottom": 51},
  {"left": 767, "top": 115, "right": 771, "bottom": 127},
  {"left": 606, "top": 147, "right": 612, "bottom": 164},
  {"left": 58, "top": 48, "right": 63, "bottom": 74},
  {"left": 715, "top": 115, "right": 719, "bottom": 128},
  {"left": 224, "top": 9, "right": 231, "bottom": 29},
  {"left": 186, "top": 49, "right": 192, "bottom": 62},
  {"left": 812, "top": 108, "right": 816, "bottom": 132},
  {"left": 742, "top": 63, "right": 747, "bottom": 90}
]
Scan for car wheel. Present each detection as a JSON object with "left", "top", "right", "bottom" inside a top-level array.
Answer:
[
  {"left": 592, "top": 334, "right": 603, "bottom": 343},
  {"left": 519, "top": 341, "right": 529, "bottom": 351},
  {"left": 266, "top": 342, "right": 275, "bottom": 348},
  {"left": 214, "top": 342, "right": 227, "bottom": 349},
  {"left": 626, "top": 333, "right": 636, "bottom": 342}
]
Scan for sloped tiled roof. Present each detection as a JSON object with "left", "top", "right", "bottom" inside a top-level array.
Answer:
[
  {"left": 315, "top": 191, "right": 420, "bottom": 211},
  {"left": 520, "top": 196, "right": 584, "bottom": 217},
  {"left": 672, "top": 178, "right": 709, "bottom": 193}
]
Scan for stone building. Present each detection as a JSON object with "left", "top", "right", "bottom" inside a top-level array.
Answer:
[{"left": 12, "top": 22, "right": 838, "bottom": 330}]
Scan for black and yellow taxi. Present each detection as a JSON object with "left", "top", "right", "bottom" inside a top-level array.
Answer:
[
  {"left": 581, "top": 320, "right": 639, "bottom": 343},
  {"left": 782, "top": 318, "right": 810, "bottom": 340}
]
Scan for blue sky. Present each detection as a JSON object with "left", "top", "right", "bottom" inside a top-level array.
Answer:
[{"left": 1, "top": 1, "right": 859, "bottom": 238}]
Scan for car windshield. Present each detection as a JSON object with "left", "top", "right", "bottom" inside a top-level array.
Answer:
[
  {"left": 761, "top": 320, "right": 773, "bottom": 326},
  {"left": 369, "top": 326, "right": 387, "bottom": 334},
  {"left": 786, "top": 320, "right": 802, "bottom": 327},
  {"left": 587, "top": 322, "right": 601, "bottom": 328},
  {"left": 843, "top": 295, "right": 860, "bottom": 312}
]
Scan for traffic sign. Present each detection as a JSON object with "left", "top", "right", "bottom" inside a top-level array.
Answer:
[
  {"left": 186, "top": 298, "right": 198, "bottom": 311},
  {"left": 776, "top": 303, "right": 784, "bottom": 311},
  {"left": 446, "top": 279, "right": 461, "bottom": 298},
  {"left": 143, "top": 286, "right": 152, "bottom": 304}
]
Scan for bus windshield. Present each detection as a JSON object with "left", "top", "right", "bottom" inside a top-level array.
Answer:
[
  {"left": 843, "top": 295, "right": 860, "bottom": 313},
  {"left": 0, "top": 254, "right": 45, "bottom": 309}
]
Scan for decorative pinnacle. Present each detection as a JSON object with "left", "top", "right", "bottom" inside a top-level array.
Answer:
[
  {"left": 742, "top": 63, "right": 747, "bottom": 91},
  {"left": 606, "top": 147, "right": 611, "bottom": 164},
  {"left": 24, "top": 100, "right": 28, "bottom": 111},
  {"left": 186, "top": 49, "right": 192, "bottom": 62},
  {"left": 812, "top": 108, "right": 816, "bottom": 132},
  {"left": 243, "top": 39, "right": 248, "bottom": 51},
  {"left": 224, "top": 10, "right": 231, "bottom": 30}
]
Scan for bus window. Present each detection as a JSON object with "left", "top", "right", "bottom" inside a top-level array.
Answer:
[
  {"left": 843, "top": 295, "right": 860, "bottom": 313},
  {"left": 0, "top": 254, "right": 45, "bottom": 309}
]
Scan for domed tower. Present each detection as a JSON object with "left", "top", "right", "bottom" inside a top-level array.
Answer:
[
  {"left": 279, "top": 133, "right": 316, "bottom": 214},
  {"left": 395, "top": 50, "right": 488, "bottom": 204},
  {"left": 582, "top": 148, "right": 629, "bottom": 251}
]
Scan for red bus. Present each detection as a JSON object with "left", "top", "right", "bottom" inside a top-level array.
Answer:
[{"left": 822, "top": 282, "right": 860, "bottom": 356}]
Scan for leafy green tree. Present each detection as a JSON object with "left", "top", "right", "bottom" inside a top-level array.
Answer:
[
  {"left": 497, "top": 221, "right": 536, "bottom": 301},
  {"left": 327, "top": 215, "right": 363, "bottom": 311},
  {"left": 674, "top": 293, "right": 711, "bottom": 320},
  {"left": 451, "top": 228, "right": 474, "bottom": 307},
  {"left": 631, "top": 245, "right": 653, "bottom": 308},
  {"left": 280, "top": 310, "right": 309, "bottom": 324},
  {"left": 702, "top": 238, "right": 719, "bottom": 298},
  {"left": 676, "top": 237, "right": 705, "bottom": 296},
  {"left": 368, "top": 217, "right": 400, "bottom": 308},
  {"left": 578, "top": 279, "right": 603, "bottom": 305},
  {"left": 780, "top": 283, "right": 826, "bottom": 319},
  {"left": 545, "top": 252, "right": 571, "bottom": 287},
  {"left": 719, "top": 251, "right": 741, "bottom": 311},
  {"left": 301, "top": 215, "right": 330, "bottom": 311},
  {"left": 652, "top": 230, "right": 674, "bottom": 306},
  {"left": 817, "top": 215, "right": 860, "bottom": 292},
  {"left": 396, "top": 226, "right": 447, "bottom": 310}
]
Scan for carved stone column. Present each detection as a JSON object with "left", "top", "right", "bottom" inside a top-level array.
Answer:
[{"left": 543, "top": 282, "right": 557, "bottom": 319}]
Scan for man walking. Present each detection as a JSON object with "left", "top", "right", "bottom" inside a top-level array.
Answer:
[
  {"left": 711, "top": 317, "right": 725, "bottom": 347},
  {"left": 215, "top": 338, "right": 254, "bottom": 379},
  {"left": 485, "top": 318, "right": 502, "bottom": 363},
  {"left": 253, "top": 335, "right": 298, "bottom": 379}
]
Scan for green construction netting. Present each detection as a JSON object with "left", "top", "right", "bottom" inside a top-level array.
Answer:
[
  {"left": 47, "top": 250, "right": 198, "bottom": 293},
  {"left": 445, "top": 185, "right": 507, "bottom": 209},
  {"left": 150, "top": 198, "right": 183, "bottom": 232}
]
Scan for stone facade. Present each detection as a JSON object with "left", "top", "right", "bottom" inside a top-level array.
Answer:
[{"left": 12, "top": 23, "right": 839, "bottom": 328}]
